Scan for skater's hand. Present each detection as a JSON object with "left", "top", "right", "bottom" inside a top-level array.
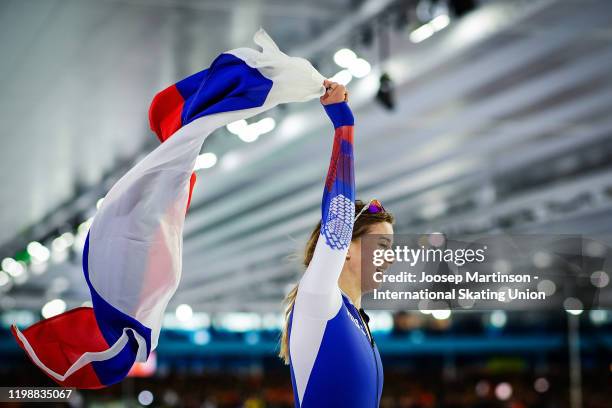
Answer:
[{"left": 320, "top": 80, "right": 348, "bottom": 105}]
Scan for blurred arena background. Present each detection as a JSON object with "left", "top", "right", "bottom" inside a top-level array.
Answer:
[{"left": 1, "top": 0, "right": 612, "bottom": 406}]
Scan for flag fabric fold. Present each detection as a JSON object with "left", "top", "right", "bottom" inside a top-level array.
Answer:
[{"left": 11, "top": 28, "right": 326, "bottom": 389}]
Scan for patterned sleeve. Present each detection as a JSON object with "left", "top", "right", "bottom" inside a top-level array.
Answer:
[{"left": 295, "top": 101, "right": 355, "bottom": 319}]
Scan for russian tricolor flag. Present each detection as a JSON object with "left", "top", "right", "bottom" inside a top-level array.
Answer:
[{"left": 11, "top": 29, "right": 325, "bottom": 389}]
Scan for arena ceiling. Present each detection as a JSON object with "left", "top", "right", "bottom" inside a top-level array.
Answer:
[{"left": 1, "top": 0, "right": 611, "bottom": 313}]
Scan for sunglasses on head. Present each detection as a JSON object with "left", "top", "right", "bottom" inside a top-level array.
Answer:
[{"left": 354, "top": 199, "right": 386, "bottom": 223}]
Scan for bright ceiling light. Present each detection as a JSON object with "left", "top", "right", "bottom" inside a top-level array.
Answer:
[
  {"left": 52, "top": 232, "right": 75, "bottom": 254},
  {"left": 176, "top": 304, "right": 193, "bottom": 322},
  {"left": 410, "top": 23, "right": 435, "bottom": 43},
  {"left": 431, "top": 14, "right": 450, "bottom": 31},
  {"left": 226, "top": 119, "right": 248, "bottom": 135},
  {"left": 254, "top": 117, "right": 276, "bottom": 135},
  {"left": 27, "top": 241, "right": 50, "bottom": 263},
  {"left": 42, "top": 299, "right": 66, "bottom": 318},
  {"left": 2, "top": 258, "right": 16, "bottom": 272},
  {"left": 331, "top": 70, "right": 352, "bottom": 86},
  {"left": 333, "top": 48, "right": 357, "bottom": 68},
  {"left": 194, "top": 152, "right": 217, "bottom": 170},
  {"left": 4, "top": 259, "right": 24, "bottom": 277},
  {"left": 238, "top": 125, "right": 260, "bottom": 143},
  {"left": 349, "top": 58, "right": 371, "bottom": 78},
  {"left": 2, "top": 258, "right": 23, "bottom": 277},
  {"left": 564, "top": 297, "right": 584, "bottom": 315},
  {"left": 431, "top": 309, "right": 451, "bottom": 320}
]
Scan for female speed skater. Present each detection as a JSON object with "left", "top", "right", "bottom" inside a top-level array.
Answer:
[{"left": 279, "top": 79, "right": 395, "bottom": 407}]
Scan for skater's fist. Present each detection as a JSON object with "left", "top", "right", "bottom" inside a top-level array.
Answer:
[{"left": 320, "top": 80, "right": 348, "bottom": 105}]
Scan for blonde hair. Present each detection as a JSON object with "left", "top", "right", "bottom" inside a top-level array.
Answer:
[{"left": 278, "top": 200, "right": 394, "bottom": 364}]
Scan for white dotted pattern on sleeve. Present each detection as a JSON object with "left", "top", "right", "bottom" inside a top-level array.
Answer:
[{"left": 322, "top": 194, "right": 355, "bottom": 250}]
